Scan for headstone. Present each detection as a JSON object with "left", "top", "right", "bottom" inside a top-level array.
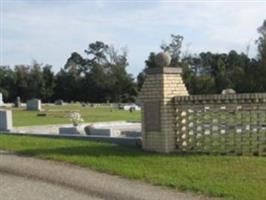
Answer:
[
  {"left": 55, "top": 99, "right": 64, "bottom": 105},
  {"left": 0, "top": 93, "right": 3, "bottom": 106},
  {"left": 0, "top": 110, "right": 12, "bottom": 131},
  {"left": 14, "top": 96, "right": 21, "bottom": 108},
  {"left": 121, "top": 104, "right": 141, "bottom": 111},
  {"left": 59, "top": 127, "right": 80, "bottom": 135},
  {"left": 84, "top": 121, "right": 140, "bottom": 137},
  {"left": 86, "top": 126, "right": 121, "bottom": 137},
  {"left": 26, "top": 99, "right": 41, "bottom": 111},
  {"left": 222, "top": 88, "right": 236, "bottom": 95}
]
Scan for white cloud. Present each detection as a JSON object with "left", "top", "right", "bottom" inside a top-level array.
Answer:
[{"left": 1, "top": 0, "right": 266, "bottom": 75}]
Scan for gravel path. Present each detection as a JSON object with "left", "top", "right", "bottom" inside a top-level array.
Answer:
[
  {"left": 0, "top": 173, "right": 102, "bottom": 200},
  {"left": 0, "top": 151, "right": 218, "bottom": 200}
]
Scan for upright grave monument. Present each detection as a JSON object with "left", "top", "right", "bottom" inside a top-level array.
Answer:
[
  {"left": 0, "top": 110, "right": 12, "bottom": 131},
  {"left": 0, "top": 93, "right": 3, "bottom": 106},
  {"left": 27, "top": 99, "right": 42, "bottom": 111},
  {"left": 138, "top": 52, "right": 188, "bottom": 153},
  {"left": 14, "top": 96, "right": 22, "bottom": 108}
]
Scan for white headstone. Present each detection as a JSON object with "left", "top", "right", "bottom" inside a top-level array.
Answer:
[
  {"left": 0, "top": 110, "right": 12, "bottom": 131},
  {"left": 15, "top": 96, "right": 21, "bottom": 108},
  {"left": 0, "top": 93, "right": 3, "bottom": 106},
  {"left": 26, "top": 99, "right": 41, "bottom": 111}
]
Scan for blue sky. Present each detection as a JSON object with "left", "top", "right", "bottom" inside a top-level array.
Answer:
[{"left": 1, "top": 0, "right": 266, "bottom": 77}]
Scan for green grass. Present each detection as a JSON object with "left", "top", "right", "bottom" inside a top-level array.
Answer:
[
  {"left": 10, "top": 104, "right": 140, "bottom": 126},
  {"left": 0, "top": 135, "right": 265, "bottom": 200}
]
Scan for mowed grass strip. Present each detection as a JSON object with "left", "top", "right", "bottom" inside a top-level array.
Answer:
[
  {"left": 0, "top": 135, "right": 265, "bottom": 200},
  {"left": 11, "top": 104, "right": 140, "bottom": 126}
]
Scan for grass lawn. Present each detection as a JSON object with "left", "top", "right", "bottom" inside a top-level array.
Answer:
[
  {"left": 10, "top": 104, "right": 140, "bottom": 126},
  {"left": 0, "top": 135, "right": 265, "bottom": 200}
]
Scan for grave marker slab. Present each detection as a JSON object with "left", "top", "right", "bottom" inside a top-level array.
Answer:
[
  {"left": 27, "top": 99, "right": 41, "bottom": 111},
  {"left": 0, "top": 93, "right": 3, "bottom": 106},
  {"left": 15, "top": 96, "right": 21, "bottom": 108},
  {"left": 0, "top": 110, "right": 12, "bottom": 131}
]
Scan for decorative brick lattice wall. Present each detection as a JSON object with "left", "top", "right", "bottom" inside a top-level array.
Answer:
[
  {"left": 139, "top": 63, "right": 266, "bottom": 155},
  {"left": 174, "top": 94, "right": 266, "bottom": 156}
]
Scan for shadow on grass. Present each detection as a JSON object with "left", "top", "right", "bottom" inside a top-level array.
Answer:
[
  {"left": 17, "top": 144, "right": 150, "bottom": 157},
  {"left": 16, "top": 143, "right": 212, "bottom": 159}
]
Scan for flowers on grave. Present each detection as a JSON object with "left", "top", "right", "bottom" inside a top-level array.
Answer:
[{"left": 69, "top": 112, "right": 84, "bottom": 127}]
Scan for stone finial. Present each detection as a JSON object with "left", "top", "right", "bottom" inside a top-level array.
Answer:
[{"left": 154, "top": 52, "right": 171, "bottom": 67}]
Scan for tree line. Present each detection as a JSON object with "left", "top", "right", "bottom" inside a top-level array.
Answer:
[
  {"left": 0, "top": 20, "right": 265, "bottom": 103},
  {"left": 138, "top": 20, "right": 266, "bottom": 95},
  {"left": 0, "top": 42, "right": 137, "bottom": 102}
]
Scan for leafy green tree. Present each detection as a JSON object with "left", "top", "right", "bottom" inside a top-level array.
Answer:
[
  {"left": 10, "top": 61, "right": 56, "bottom": 102},
  {"left": 59, "top": 41, "right": 137, "bottom": 103},
  {"left": 14, "top": 65, "right": 30, "bottom": 101},
  {"left": 54, "top": 69, "right": 82, "bottom": 101},
  {"left": 257, "top": 20, "right": 266, "bottom": 62},
  {"left": 42, "top": 65, "right": 56, "bottom": 101},
  {"left": 85, "top": 41, "right": 109, "bottom": 65},
  {"left": 180, "top": 55, "right": 216, "bottom": 94},
  {"left": 64, "top": 52, "right": 87, "bottom": 74},
  {"left": 145, "top": 52, "right": 160, "bottom": 69},
  {"left": 0, "top": 66, "right": 16, "bottom": 101},
  {"left": 256, "top": 20, "right": 266, "bottom": 91},
  {"left": 27, "top": 61, "right": 44, "bottom": 99},
  {"left": 215, "top": 56, "right": 228, "bottom": 92},
  {"left": 161, "top": 34, "right": 183, "bottom": 67}
]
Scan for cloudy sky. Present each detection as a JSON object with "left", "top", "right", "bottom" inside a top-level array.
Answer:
[{"left": 1, "top": 0, "right": 266, "bottom": 76}]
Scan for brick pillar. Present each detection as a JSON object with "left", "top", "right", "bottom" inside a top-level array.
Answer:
[{"left": 139, "top": 67, "right": 188, "bottom": 153}]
